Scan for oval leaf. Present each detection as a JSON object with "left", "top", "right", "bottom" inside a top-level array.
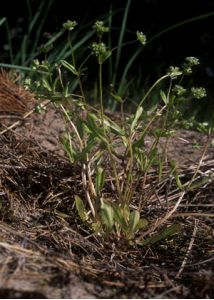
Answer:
[
  {"left": 129, "top": 210, "right": 140, "bottom": 234},
  {"left": 160, "top": 90, "right": 168, "bottom": 105},
  {"left": 75, "top": 195, "right": 88, "bottom": 222},
  {"left": 131, "top": 106, "right": 143, "bottom": 132},
  {"left": 137, "top": 224, "right": 181, "bottom": 246},
  {"left": 101, "top": 201, "right": 114, "bottom": 231},
  {"left": 95, "top": 167, "right": 105, "bottom": 195}
]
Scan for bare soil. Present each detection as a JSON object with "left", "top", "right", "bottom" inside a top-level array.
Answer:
[{"left": 0, "top": 104, "right": 213, "bottom": 298}]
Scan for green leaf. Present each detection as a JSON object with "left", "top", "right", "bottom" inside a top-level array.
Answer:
[
  {"left": 170, "top": 161, "right": 184, "bottom": 189},
  {"left": 91, "top": 221, "right": 102, "bottom": 233},
  {"left": 62, "top": 133, "right": 77, "bottom": 163},
  {"left": 131, "top": 106, "right": 143, "bottom": 132},
  {"left": 137, "top": 224, "right": 181, "bottom": 246},
  {"left": 54, "top": 209, "right": 70, "bottom": 218},
  {"left": 85, "top": 113, "right": 108, "bottom": 143},
  {"left": 101, "top": 200, "right": 114, "bottom": 231},
  {"left": 42, "top": 78, "right": 52, "bottom": 92},
  {"left": 160, "top": 90, "right": 168, "bottom": 105},
  {"left": 76, "top": 118, "right": 85, "bottom": 139},
  {"left": 78, "top": 138, "right": 97, "bottom": 162},
  {"left": 74, "top": 195, "right": 88, "bottom": 222},
  {"left": 60, "top": 60, "right": 79, "bottom": 76},
  {"left": 137, "top": 218, "right": 148, "bottom": 230},
  {"left": 0, "top": 17, "right": 6, "bottom": 26},
  {"left": 103, "top": 118, "right": 125, "bottom": 136},
  {"left": 113, "top": 205, "right": 128, "bottom": 230},
  {"left": 122, "top": 204, "right": 130, "bottom": 223},
  {"left": 128, "top": 210, "right": 140, "bottom": 234},
  {"left": 95, "top": 167, "right": 105, "bottom": 195},
  {"left": 110, "top": 92, "right": 123, "bottom": 104}
]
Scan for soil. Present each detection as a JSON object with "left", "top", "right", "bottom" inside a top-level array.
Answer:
[{"left": 0, "top": 101, "right": 214, "bottom": 298}]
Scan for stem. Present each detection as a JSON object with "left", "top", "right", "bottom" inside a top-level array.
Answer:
[
  {"left": 68, "top": 32, "right": 86, "bottom": 103},
  {"left": 138, "top": 74, "right": 169, "bottom": 108},
  {"left": 68, "top": 32, "right": 76, "bottom": 69},
  {"left": 98, "top": 61, "right": 123, "bottom": 202},
  {"left": 123, "top": 138, "right": 134, "bottom": 203},
  {"left": 99, "top": 62, "right": 104, "bottom": 128},
  {"left": 60, "top": 104, "right": 96, "bottom": 218},
  {"left": 107, "top": 143, "right": 123, "bottom": 202}
]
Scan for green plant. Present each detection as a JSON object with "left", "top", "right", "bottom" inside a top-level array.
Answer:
[{"left": 24, "top": 20, "right": 208, "bottom": 247}]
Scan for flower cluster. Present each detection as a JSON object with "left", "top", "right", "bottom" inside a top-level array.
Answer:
[
  {"left": 93, "top": 21, "right": 109, "bottom": 36},
  {"left": 167, "top": 66, "right": 182, "bottom": 79},
  {"left": 172, "top": 84, "right": 187, "bottom": 96},
  {"left": 182, "top": 56, "right": 200, "bottom": 75},
  {"left": 90, "top": 42, "right": 111, "bottom": 64},
  {"left": 63, "top": 20, "right": 77, "bottom": 31},
  {"left": 191, "top": 87, "right": 207, "bottom": 99},
  {"left": 136, "top": 31, "right": 147, "bottom": 46},
  {"left": 32, "top": 59, "right": 50, "bottom": 72}
]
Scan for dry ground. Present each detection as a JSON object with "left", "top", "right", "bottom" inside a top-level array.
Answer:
[{"left": 0, "top": 104, "right": 213, "bottom": 298}]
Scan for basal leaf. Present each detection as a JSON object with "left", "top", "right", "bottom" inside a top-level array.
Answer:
[
  {"left": 74, "top": 195, "right": 88, "bottom": 222},
  {"left": 131, "top": 106, "right": 143, "bottom": 132},
  {"left": 95, "top": 167, "right": 105, "bottom": 195},
  {"left": 103, "top": 118, "right": 125, "bottom": 136},
  {"left": 128, "top": 210, "right": 140, "bottom": 234},
  {"left": 62, "top": 133, "right": 77, "bottom": 163},
  {"left": 137, "top": 224, "right": 181, "bottom": 246},
  {"left": 113, "top": 205, "right": 128, "bottom": 230},
  {"left": 160, "top": 90, "right": 168, "bottom": 105},
  {"left": 137, "top": 218, "right": 149, "bottom": 230},
  {"left": 101, "top": 200, "right": 114, "bottom": 231}
]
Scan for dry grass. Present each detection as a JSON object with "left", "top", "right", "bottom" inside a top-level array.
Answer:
[{"left": 0, "top": 71, "right": 35, "bottom": 116}]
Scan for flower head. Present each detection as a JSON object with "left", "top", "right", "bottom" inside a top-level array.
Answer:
[
  {"left": 136, "top": 31, "right": 147, "bottom": 46},
  {"left": 191, "top": 87, "right": 207, "bottom": 99},
  {"left": 93, "top": 21, "right": 109, "bottom": 36},
  {"left": 63, "top": 20, "right": 77, "bottom": 31}
]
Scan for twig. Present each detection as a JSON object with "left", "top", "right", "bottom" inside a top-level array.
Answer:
[
  {"left": 185, "top": 256, "right": 214, "bottom": 267},
  {"left": 175, "top": 219, "right": 198, "bottom": 278},
  {"left": 173, "top": 212, "right": 214, "bottom": 218},
  {"left": 0, "top": 164, "right": 26, "bottom": 170}
]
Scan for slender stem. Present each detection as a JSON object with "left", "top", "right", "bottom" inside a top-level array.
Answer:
[
  {"left": 99, "top": 62, "right": 104, "bottom": 128},
  {"left": 138, "top": 74, "right": 169, "bottom": 108},
  {"left": 68, "top": 32, "right": 76, "bottom": 68},
  {"left": 68, "top": 32, "right": 86, "bottom": 103},
  {"left": 60, "top": 104, "right": 96, "bottom": 218},
  {"left": 60, "top": 104, "right": 83, "bottom": 150},
  {"left": 123, "top": 138, "right": 134, "bottom": 203}
]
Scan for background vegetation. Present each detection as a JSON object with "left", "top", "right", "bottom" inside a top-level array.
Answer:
[{"left": 0, "top": 0, "right": 214, "bottom": 122}]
